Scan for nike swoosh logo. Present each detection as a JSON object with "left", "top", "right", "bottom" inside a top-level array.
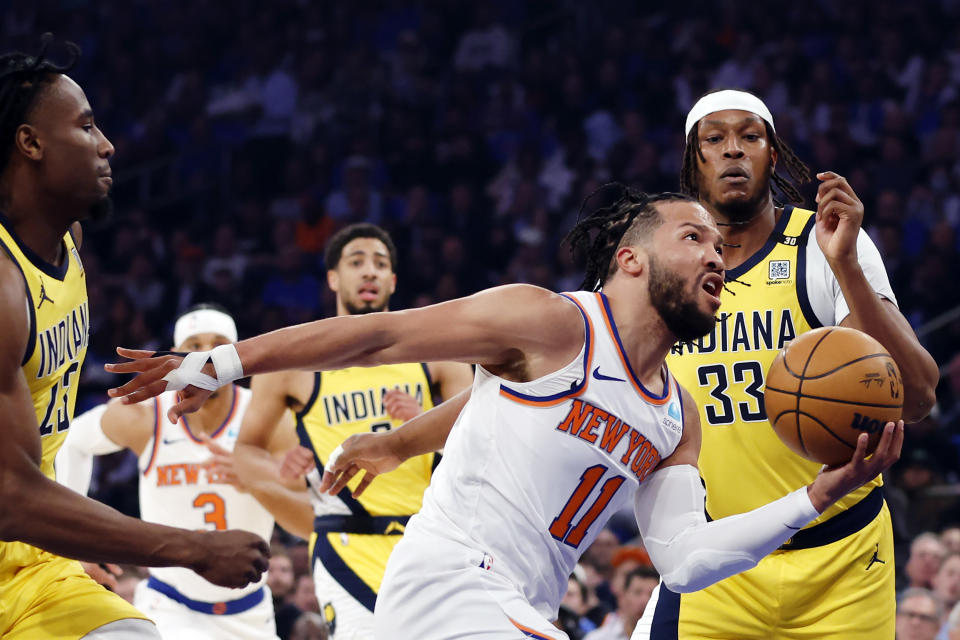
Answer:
[
  {"left": 592, "top": 366, "right": 626, "bottom": 382},
  {"left": 162, "top": 437, "right": 186, "bottom": 445}
]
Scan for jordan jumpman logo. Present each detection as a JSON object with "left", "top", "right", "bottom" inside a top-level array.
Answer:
[
  {"left": 37, "top": 277, "right": 54, "bottom": 309},
  {"left": 866, "top": 544, "right": 886, "bottom": 571}
]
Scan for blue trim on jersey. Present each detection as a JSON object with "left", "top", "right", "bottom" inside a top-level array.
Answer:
[
  {"left": 675, "top": 380, "right": 685, "bottom": 435},
  {"left": 723, "top": 205, "right": 794, "bottom": 282},
  {"left": 182, "top": 384, "right": 236, "bottom": 441},
  {"left": 650, "top": 583, "right": 680, "bottom": 640},
  {"left": 146, "top": 576, "right": 265, "bottom": 615},
  {"left": 498, "top": 292, "right": 591, "bottom": 402},
  {"left": 598, "top": 292, "right": 669, "bottom": 401},
  {"left": 0, "top": 211, "right": 70, "bottom": 280},
  {"left": 296, "top": 371, "right": 371, "bottom": 518},
  {"left": 795, "top": 212, "right": 823, "bottom": 329},
  {"left": 0, "top": 236, "right": 37, "bottom": 366},
  {"left": 143, "top": 397, "right": 161, "bottom": 476},
  {"left": 311, "top": 530, "right": 378, "bottom": 612}
]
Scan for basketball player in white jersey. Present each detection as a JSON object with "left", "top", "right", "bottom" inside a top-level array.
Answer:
[
  {"left": 107, "top": 192, "right": 904, "bottom": 639},
  {"left": 58, "top": 305, "right": 306, "bottom": 640}
]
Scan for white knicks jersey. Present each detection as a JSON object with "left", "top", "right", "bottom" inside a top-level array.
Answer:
[
  {"left": 412, "top": 290, "right": 686, "bottom": 620},
  {"left": 138, "top": 385, "right": 274, "bottom": 602}
]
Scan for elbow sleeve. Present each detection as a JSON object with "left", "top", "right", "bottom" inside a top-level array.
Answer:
[
  {"left": 54, "top": 404, "right": 121, "bottom": 495},
  {"left": 634, "top": 465, "right": 820, "bottom": 593}
]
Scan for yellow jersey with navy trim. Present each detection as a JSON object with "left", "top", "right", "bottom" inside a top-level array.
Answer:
[
  {"left": 0, "top": 214, "right": 88, "bottom": 480},
  {"left": 667, "top": 206, "right": 880, "bottom": 527},
  {"left": 298, "top": 363, "right": 436, "bottom": 518}
]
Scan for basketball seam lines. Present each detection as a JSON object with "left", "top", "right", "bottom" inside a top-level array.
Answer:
[
  {"left": 793, "top": 328, "right": 833, "bottom": 457},
  {"left": 775, "top": 352, "right": 895, "bottom": 380},
  {"left": 763, "top": 387, "right": 902, "bottom": 409}
]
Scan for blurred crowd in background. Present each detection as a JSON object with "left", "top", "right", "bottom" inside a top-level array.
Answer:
[{"left": 5, "top": 0, "right": 960, "bottom": 637}]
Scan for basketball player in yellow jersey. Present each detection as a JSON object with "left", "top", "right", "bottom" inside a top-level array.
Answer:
[
  {"left": 0, "top": 37, "right": 268, "bottom": 639},
  {"left": 233, "top": 223, "right": 474, "bottom": 639},
  {"left": 633, "top": 90, "right": 939, "bottom": 640}
]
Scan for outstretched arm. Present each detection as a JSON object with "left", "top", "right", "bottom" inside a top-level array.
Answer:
[
  {"left": 815, "top": 172, "right": 938, "bottom": 421},
  {"left": 108, "top": 285, "right": 583, "bottom": 421},
  {"left": 319, "top": 388, "right": 472, "bottom": 497},
  {"left": 635, "top": 388, "right": 903, "bottom": 593},
  {"left": 0, "top": 259, "right": 266, "bottom": 587}
]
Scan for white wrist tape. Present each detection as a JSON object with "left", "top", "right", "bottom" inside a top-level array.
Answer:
[
  {"left": 162, "top": 344, "right": 244, "bottom": 392},
  {"left": 634, "top": 464, "right": 819, "bottom": 593}
]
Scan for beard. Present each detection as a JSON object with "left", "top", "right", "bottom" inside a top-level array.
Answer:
[
  {"left": 648, "top": 254, "right": 717, "bottom": 342},
  {"left": 344, "top": 298, "right": 388, "bottom": 315},
  {"left": 703, "top": 163, "right": 773, "bottom": 225},
  {"left": 88, "top": 196, "right": 114, "bottom": 222}
]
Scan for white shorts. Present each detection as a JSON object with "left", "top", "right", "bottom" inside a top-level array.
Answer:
[
  {"left": 313, "top": 550, "right": 376, "bottom": 640},
  {"left": 374, "top": 526, "right": 567, "bottom": 640},
  {"left": 133, "top": 579, "right": 278, "bottom": 640}
]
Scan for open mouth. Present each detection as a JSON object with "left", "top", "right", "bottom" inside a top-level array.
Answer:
[
  {"left": 701, "top": 274, "right": 724, "bottom": 305},
  {"left": 358, "top": 284, "right": 380, "bottom": 301}
]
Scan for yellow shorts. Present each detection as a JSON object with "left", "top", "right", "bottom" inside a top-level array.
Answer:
[
  {"left": 0, "top": 543, "right": 149, "bottom": 639},
  {"left": 648, "top": 500, "right": 895, "bottom": 640}
]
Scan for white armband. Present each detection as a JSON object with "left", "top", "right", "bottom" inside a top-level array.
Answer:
[
  {"left": 634, "top": 464, "right": 820, "bottom": 593},
  {"left": 55, "top": 404, "right": 123, "bottom": 495},
  {"left": 162, "top": 344, "right": 244, "bottom": 392}
]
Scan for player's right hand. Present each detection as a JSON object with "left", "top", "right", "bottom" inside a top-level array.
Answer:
[
  {"left": 106, "top": 348, "right": 214, "bottom": 422},
  {"left": 280, "top": 445, "right": 316, "bottom": 480},
  {"left": 193, "top": 530, "right": 270, "bottom": 588},
  {"left": 806, "top": 420, "right": 903, "bottom": 513},
  {"left": 318, "top": 432, "right": 404, "bottom": 498}
]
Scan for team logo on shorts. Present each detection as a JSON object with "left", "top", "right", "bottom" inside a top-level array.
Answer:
[{"left": 323, "top": 602, "right": 337, "bottom": 635}]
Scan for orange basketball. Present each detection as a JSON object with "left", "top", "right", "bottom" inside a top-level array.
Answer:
[{"left": 764, "top": 327, "right": 903, "bottom": 466}]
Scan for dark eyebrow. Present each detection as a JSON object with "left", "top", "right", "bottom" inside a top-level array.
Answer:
[
  {"left": 701, "top": 116, "right": 764, "bottom": 130},
  {"left": 681, "top": 222, "right": 722, "bottom": 242}
]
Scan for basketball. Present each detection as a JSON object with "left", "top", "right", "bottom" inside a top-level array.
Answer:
[{"left": 764, "top": 327, "right": 903, "bottom": 466}]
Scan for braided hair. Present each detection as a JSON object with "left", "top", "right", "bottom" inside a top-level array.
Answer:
[
  {"left": 679, "top": 93, "right": 810, "bottom": 206},
  {"left": 0, "top": 34, "right": 80, "bottom": 180},
  {"left": 564, "top": 184, "right": 696, "bottom": 291}
]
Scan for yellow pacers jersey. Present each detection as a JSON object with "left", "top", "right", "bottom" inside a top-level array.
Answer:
[
  {"left": 0, "top": 218, "right": 88, "bottom": 479},
  {"left": 299, "top": 363, "right": 436, "bottom": 516},
  {"left": 667, "top": 206, "right": 879, "bottom": 527},
  {"left": 299, "top": 363, "right": 437, "bottom": 619},
  {"left": 0, "top": 215, "right": 145, "bottom": 638}
]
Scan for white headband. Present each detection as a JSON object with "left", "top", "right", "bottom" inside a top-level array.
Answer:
[
  {"left": 174, "top": 309, "right": 238, "bottom": 347},
  {"left": 684, "top": 90, "right": 775, "bottom": 137}
]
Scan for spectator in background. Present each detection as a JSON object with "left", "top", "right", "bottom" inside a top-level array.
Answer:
[
  {"left": 905, "top": 533, "right": 949, "bottom": 592},
  {"left": 897, "top": 588, "right": 944, "bottom": 640},
  {"left": 945, "top": 601, "right": 960, "bottom": 640},
  {"left": 585, "top": 567, "right": 660, "bottom": 640},
  {"left": 934, "top": 554, "right": 960, "bottom": 616},
  {"left": 943, "top": 527, "right": 960, "bottom": 555},
  {"left": 558, "top": 569, "right": 599, "bottom": 640},
  {"left": 288, "top": 612, "right": 328, "bottom": 640}
]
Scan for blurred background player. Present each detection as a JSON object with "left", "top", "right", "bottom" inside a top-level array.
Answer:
[
  {"left": 635, "top": 89, "right": 939, "bottom": 639},
  {"left": 233, "top": 223, "right": 474, "bottom": 639},
  {"left": 58, "top": 304, "right": 304, "bottom": 640},
  {"left": 0, "top": 36, "right": 267, "bottom": 639}
]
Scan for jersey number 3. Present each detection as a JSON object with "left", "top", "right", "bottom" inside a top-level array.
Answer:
[
  {"left": 194, "top": 493, "right": 227, "bottom": 530},
  {"left": 550, "top": 464, "right": 625, "bottom": 548}
]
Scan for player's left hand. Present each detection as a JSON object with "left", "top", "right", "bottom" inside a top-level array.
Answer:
[
  {"left": 80, "top": 561, "right": 122, "bottom": 590},
  {"left": 106, "top": 347, "right": 214, "bottom": 422},
  {"left": 814, "top": 171, "right": 864, "bottom": 266},
  {"left": 383, "top": 388, "right": 422, "bottom": 422}
]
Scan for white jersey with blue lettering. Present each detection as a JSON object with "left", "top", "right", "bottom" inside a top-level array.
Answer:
[
  {"left": 375, "top": 290, "right": 686, "bottom": 638},
  {"left": 138, "top": 385, "right": 274, "bottom": 602}
]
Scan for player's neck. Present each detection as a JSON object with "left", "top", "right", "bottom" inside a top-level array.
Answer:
[
  {"left": 190, "top": 384, "right": 235, "bottom": 436},
  {"left": 2, "top": 179, "right": 79, "bottom": 265},
  {"left": 603, "top": 282, "right": 674, "bottom": 394},
  {"left": 706, "top": 199, "right": 780, "bottom": 270}
]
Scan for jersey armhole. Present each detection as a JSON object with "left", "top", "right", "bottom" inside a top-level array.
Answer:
[{"left": 0, "top": 240, "right": 37, "bottom": 366}]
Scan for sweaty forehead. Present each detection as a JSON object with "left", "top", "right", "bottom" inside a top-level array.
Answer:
[{"left": 659, "top": 201, "right": 719, "bottom": 232}]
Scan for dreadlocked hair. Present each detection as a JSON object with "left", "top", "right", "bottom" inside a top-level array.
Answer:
[
  {"left": 680, "top": 119, "right": 811, "bottom": 206},
  {"left": 563, "top": 183, "right": 696, "bottom": 292},
  {"left": 0, "top": 34, "right": 80, "bottom": 179}
]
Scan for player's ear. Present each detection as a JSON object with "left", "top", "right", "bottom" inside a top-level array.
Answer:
[
  {"left": 770, "top": 145, "right": 778, "bottom": 171},
  {"left": 15, "top": 124, "right": 43, "bottom": 161},
  {"left": 326, "top": 270, "right": 340, "bottom": 293},
  {"left": 387, "top": 273, "right": 397, "bottom": 296},
  {"left": 615, "top": 245, "right": 645, "bottom": 277}
]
